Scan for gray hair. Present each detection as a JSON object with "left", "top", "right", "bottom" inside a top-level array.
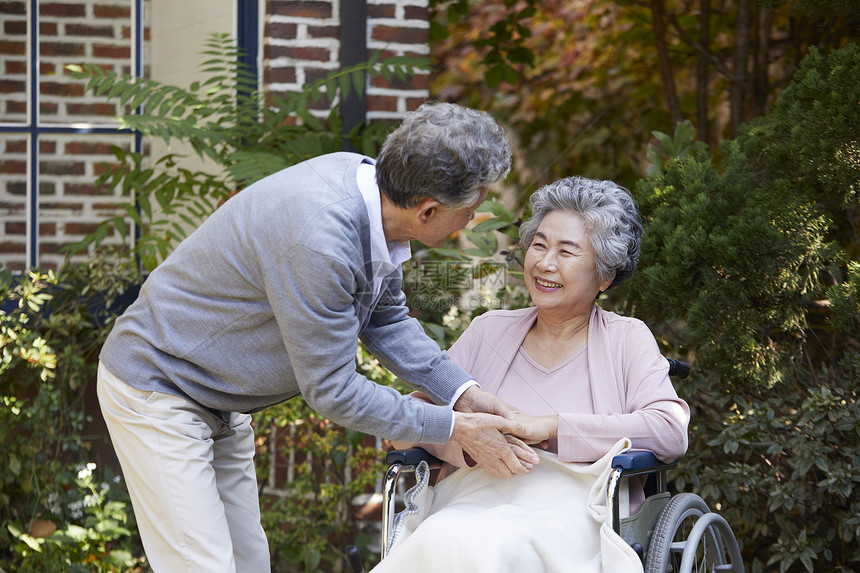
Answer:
[
  {"left": 376, "top": 102, "right": 512, "bottom": 209},
  {"left": 519, "top": 176, "right": 642, "bottom": 290}
]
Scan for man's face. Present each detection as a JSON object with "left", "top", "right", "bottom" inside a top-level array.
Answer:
[{"left": 417, "top": 188, "right": 489, "bottom": 247}]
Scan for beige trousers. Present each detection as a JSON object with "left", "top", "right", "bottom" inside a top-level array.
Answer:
[{"left": 97, "top": 362, "right": 271, "bottom": 572}]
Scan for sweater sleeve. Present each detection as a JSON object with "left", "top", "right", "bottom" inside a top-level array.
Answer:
[
  {"left": 390, "top": 393, "right": 473, "bottom": 469},
  {"left": 386, "top": 316, "right": 491, "bottom": 468},
  {"left": 359, "top": 274, "right": 472, "bottom": 407},
  {"left": 557, "top": 320, "right": 690, "bottom": 463},
  {"left": 265, "top": 241, "right": 453, "bottom": 444}
]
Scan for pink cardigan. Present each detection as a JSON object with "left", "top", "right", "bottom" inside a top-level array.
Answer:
[{"left": 413, "top": 305, "right": 690, "bottom": 469}]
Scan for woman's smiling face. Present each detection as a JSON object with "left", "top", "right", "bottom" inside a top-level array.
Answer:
[{"left": 523, "top": 210, "right": 615, "bottom": 318}]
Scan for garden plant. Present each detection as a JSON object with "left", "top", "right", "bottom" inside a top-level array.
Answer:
[
  {"left": 625, "top": 45, "right": 860, "bottom": 572},
  {"left": 1, "top": 253, "right": 146, "bottom": 571}
]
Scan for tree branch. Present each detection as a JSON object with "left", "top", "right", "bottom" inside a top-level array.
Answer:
[
  {"left": 730, "top": 0, "right": 751, "bottom": 135},
  {"left": 696, "top": 0, "right": 711, "bottom": 144},
  {"left": 665, "top": 8, "right": 741, "bottom": 83},
  {"left": 651, "top": 0, "right": 683, "bottom": 124}
]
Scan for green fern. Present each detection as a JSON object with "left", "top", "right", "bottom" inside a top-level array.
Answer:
[{"left": 63, "top": 32, "right": 430, "bottom": 270}]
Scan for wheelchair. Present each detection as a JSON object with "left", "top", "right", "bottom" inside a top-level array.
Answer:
[{"left": 347, "top": 359, "right": 744, "bottom": 573}]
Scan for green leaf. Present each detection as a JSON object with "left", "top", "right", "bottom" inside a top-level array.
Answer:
[
  {"left": 477, "top": 200, "right": 513, "bottom": 218},
  {"left": 508, "top": 46, "right": 535, "bottom": 66},
  {"left": 122, "top": 204, "right": 143, "bottom": 226},
  {"left": 352, "top": 68, "right": 366, "bottom": 97},
  {"left": 462, "top": 228, "right": 498, "bottom": 255},
  {"left": 485, "top": 65, "right": 504, "bottom": 88},
  {"left": 485, "top": 62, "right": 518, "bottom": 88},
  {"left": 471, "top": 217, "right": 511, "bottom": 234},
  {"left": 113, "top": 217, "right": 127, "bottom": 238},
  {"left": 429, "top": 247, "right": 467, "bottom": 260},
  {"left": 137, "top": 194, "right": 153, "bottom": 220},
  {"left": 422, "top": 321, "right": 446, "bottom": 342},
  {"left": 92, "top": 224, "right": 109, "bottom": 246},
  {"left": 339, "top": 73, "right": 351, "bottom": 100}
]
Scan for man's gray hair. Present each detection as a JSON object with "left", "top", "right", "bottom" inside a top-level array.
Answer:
[
  {"left": 376, "top": 102, "right": 512, "bottom": 209},
  {"left": 519, "top": 176, "right": 643, "bottom": 290}
]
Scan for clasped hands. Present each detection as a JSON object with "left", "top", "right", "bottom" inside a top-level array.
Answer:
[{"left": 451, "top": 385, "right": 557, "bottom": 479}]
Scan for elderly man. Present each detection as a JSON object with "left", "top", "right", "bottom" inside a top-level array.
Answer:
[{"left": 97, "top": 102, "right": 540, "bottom": 572}]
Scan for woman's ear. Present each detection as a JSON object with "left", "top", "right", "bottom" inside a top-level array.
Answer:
[{"left": 599, "top": 271, "right": 617, "bottom": 293}]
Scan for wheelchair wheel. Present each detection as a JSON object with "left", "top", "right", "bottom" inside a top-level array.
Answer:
[{"left": 644, "top": 493, "right": 741, "bottom": 573}]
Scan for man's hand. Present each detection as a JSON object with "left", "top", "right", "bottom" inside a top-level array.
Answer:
[
  {"left": 454, "top": 385, "right": 556, "bottom": 445},
  {"left": 454, "top": 385, "right": 520, "bottom": 418},
  {"left": 451, "top": 412, "right": 539, "bottom": 478}
]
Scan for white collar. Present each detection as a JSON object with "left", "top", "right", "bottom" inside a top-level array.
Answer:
[{"left": 356, "top": 163, "right": 411, "bottom": 293}]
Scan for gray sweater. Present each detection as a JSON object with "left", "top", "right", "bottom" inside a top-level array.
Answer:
[{"left": 100, "top": 153, "right": 469, "bottom": 444}]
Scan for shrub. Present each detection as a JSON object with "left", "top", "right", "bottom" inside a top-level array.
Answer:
[
  {"left": 8, "top": 463, "right": 142, "bottom": 572},
  {"left": 251, "top": 347, "right": 396, "bottom": 572},
  {"left": 0, "top": 253, "right": 145, "bottom": 571},
  {"left": 626, "top": 44, "right": 860, "bottom": 572}
]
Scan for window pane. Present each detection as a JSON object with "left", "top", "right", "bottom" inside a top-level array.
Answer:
[
  {"left": 38, "top": 0, "right": 139, "bottom": 126},
  {"left": 0, "top": 0, "right": 29, "bottom": 124},
  {"left": 38, "top": 133, "right": 135, "bottom": 269},
  {"left": 0, "top": 134, "right": 29, "bottom": 271}
]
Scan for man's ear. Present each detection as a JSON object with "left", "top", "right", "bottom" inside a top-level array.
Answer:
[{"left": 415, "top": 198, "right": 442, "bottom": 223}]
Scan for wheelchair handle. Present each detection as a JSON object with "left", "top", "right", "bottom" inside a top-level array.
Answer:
[
  {"left": 346, "top": 545, "right": 363, "bottom": 573},
  {"left": 385, "top": 448, "right": 442, "bottom": 467},
  {"left": 666, "top": 358, "right": 690, "bottom": 379}
]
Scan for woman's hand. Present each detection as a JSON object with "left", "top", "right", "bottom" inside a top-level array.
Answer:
[
  {"left": 454, "top": 386, "right": 557, "bottom": 450},
  {"left": 512, "top": 414, "right": 558, "bottom": 448},
  {"left": 505, "top": 433, "right": 544, "bottom": 463}
]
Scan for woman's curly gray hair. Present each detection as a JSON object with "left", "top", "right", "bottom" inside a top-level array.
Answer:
[
  {"left": 519, "top": 176, "right": 642, "bottom": 290},
  {"left": 376, "top": 102, "right": 512, "bottom": 209}
]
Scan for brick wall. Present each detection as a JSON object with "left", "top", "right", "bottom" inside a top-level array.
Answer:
[
  {"left": 0, "top": 0, "right": 431, "bottom": 272},
  {"left": 0, "top": 0, "right": 148, "bottom": 271},
  {"left": 0, "top": 1, "right": 140, "bottom": 123},
  {"left": 0, "top": 132, "right": 28, "bottom": 266},
  {"left": 264, "top": 0, "right": 430, "bottom": 121}
]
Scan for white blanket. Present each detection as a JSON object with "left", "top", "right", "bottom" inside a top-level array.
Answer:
[{"left": 372, "top": 438, "right": 643, "bottom": 573}]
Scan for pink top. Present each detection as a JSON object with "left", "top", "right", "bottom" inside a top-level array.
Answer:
[
  {"left": 499, "top": 345, "right": 591, "bottom": 455},
  {"left": 407, "top": 305, "right": 690, "bottom": 471}
]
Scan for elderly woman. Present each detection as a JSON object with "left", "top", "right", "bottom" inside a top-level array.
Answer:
[{"left": 375, "top": 176, "right": 690, "bottom": 573}]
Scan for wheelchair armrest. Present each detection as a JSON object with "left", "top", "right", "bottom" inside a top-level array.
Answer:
[
  {"left": 612, "top": 450, "right": 660, "bottom": 470},
  {"left": 609, "top": 451, "right": 678, "bottom": 536},
  {"left": 612, "top": 450, "right": 678, "bottom": 474},
  {"left": 385, "top": 448, "right": 443, "bottom": 468}
]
